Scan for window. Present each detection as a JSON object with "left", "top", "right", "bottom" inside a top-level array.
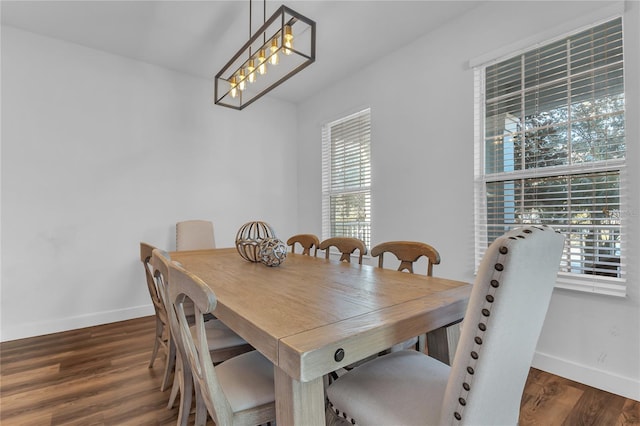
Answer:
[
  {"left": 474, "top": 18, "right": 626, "bottom": 296},
  {"left": 322, "top": 108, "right": 372, "bottom": 249}
]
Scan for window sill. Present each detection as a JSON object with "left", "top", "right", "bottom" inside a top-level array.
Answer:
[{"left": 555, "top": 272, "right": 626, "bottom": 298}]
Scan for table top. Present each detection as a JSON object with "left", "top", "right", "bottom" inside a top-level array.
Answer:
[{"left": 170, "top": 247, "right": 471, "bottom": 382}]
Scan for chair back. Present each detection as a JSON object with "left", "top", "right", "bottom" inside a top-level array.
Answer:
[
  {"left": 167, "top": 261, "right": 234, "bottom": 425},
  {"left": 370, "top": 241, "right": 441, "bottom": 275},
  {"left": 140, "top": 242, "right": 167, "bottom": 323},
  {"left": 319, "top": 237, "right": 367, "bottom": 264},
  {"left": 149, "top": 249, "right": 174, "bottom": 333},
  {"left": 287, "top": 234, "right": 320, "bottom": 256},
  {"left": 440, "top": 225, "right": 565, "bottom": 425},
  {"left": 176, "top": 220, "right": 216, "bottom": 251}
]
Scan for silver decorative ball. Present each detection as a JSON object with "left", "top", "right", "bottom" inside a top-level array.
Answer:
[
  {"left": 235, "top": 221, "right": 276, "bottom": 262},
  {"left": 259, "top": 237, "right": 287, "bottom": 267}
]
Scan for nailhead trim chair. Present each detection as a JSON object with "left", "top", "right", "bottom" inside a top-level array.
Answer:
[{"left": 326, "top": 225, "right": 565, "bottom": 425}]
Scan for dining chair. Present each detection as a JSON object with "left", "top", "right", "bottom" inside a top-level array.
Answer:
[
  {"left": 326, "top": 225, "right": 565, "bottom": 425},
  {"left": 151, "top": 249, "right": 254, "bottom": 426},
  {"left": 370, "top": 240, "right": 442, "bottom": 353},
  {"left": 176, "top": 220, "right": 216, "bottom": 251},
  {"left": 286, "top": 233, "right": 320, "bottom": 256},
  {"left": 140, "top": 242, "right": 173, "bottom": 392},
  {"left": 319, "top": 237, "right": 367, "bottom": 264},
  {"left": 167, "top": 260, "right": 276, "bottom": 426},
  {"left": 370, "top": 240, "right": 441, "bottom": 276}
]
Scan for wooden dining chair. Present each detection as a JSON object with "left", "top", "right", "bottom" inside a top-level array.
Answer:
[
  {"left": 151, "top": 249, "right": 254, "bottom": 426},
  {"left": 167, "top": 260, "right": 276, "bottom": 426},
  {"left": 286, "top": 233, "right": 320, "bottom": 256},
  {"left": 319, "top": 237, "right": 367, "bottom": 264},
  {"left": 140, "top": 242, "right": 173, "bottom": 392},
  {"left": 371, "top": 240, "right": 441, "bottom": 276},
  {"left": 370, "top": 240, "right": 442, "bottom": 353},
  {"left": 176, "top": 220, "right": 215, "bottom": 251},
  {"left": 326, "top": 225, "right": 565, "bottom": 426}
]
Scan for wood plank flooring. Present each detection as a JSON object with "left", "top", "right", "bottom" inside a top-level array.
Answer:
[{"left": 1, "top": 316, "right": 638, "bottom": 425}]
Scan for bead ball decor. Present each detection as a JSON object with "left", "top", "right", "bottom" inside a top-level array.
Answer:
[
  {"left": 259, "top": 238, "right": 287, "bottom": 267},
  {"left": 235, "top": 221, "right": 276, "bottom": 262}
]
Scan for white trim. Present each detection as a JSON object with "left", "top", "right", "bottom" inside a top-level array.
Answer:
[
  {"left": 0, "top": 304, "right": 155, "bottom": 342},
  {"left": 469, "top": 1, "right": 625, "bottom": 68},
  {"left": 533, "top": 350, "right": 640, "bottom": 401}
]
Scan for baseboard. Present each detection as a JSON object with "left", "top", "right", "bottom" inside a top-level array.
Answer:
[
  {"left": 0, "top": 304, "right": 155, "bottom": 342},
  {"left": 533, "top": 351, "right": 640, "bottom": 401}
]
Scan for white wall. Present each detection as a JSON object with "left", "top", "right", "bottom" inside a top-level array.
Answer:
[
  {"left": 1, "top": 26, "right": 298, "bottom": 341},
  {"left": 296, "top": 1, "right": 639, "bottom": 400}
]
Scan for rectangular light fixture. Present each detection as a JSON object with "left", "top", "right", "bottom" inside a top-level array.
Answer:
[{"left": 214, "top": 5, "right": 316, "bottom": 110}]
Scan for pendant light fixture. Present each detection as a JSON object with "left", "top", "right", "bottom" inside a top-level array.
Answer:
[{"left": 214, "top": 1, "right": 316, "bottom": 110}]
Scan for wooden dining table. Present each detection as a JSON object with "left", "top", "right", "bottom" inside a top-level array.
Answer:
[{"left": 170, "top": 247, "right": 471, "bottom": 426}]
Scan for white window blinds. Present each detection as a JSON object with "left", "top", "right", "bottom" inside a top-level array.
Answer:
[
  {"left": 475, "top": 18, "right": 626, "bottom": 296},
  {"left": 322, "top": 109, "right": 372, "bottom": 248}
]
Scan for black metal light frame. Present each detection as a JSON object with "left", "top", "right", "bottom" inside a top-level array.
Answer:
[{"left": 214, "top": 5, "right": 316, "bottom": 110}]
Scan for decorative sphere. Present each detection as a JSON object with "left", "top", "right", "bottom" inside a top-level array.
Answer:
[
  {"left": 235, "top": 221, "right": 276, "bottom": 262},
  {"left": 259, "top": 238, "right": 287, "bottom": 267}
]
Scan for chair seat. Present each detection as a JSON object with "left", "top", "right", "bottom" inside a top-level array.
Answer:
[
  {"left": 327, "top": 350, "right": 450, "bottom": 426},
  {"left": 215, "top": 350, "right": 275, "bottom": 413},
  {"left": 190, "top": 320, "right": 248, "bottom": 350}
]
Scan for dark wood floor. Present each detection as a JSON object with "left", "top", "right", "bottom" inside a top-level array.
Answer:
[{"left": 1, "top": 316, "right": 638, "bottom": 425}]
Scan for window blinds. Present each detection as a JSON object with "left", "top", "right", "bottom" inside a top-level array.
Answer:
[
  {"left": 476, "top": 18, "right": 626, "bottom": 295},
  {"left": 322, "top": 109, "right": 372, "bottom": 248}
]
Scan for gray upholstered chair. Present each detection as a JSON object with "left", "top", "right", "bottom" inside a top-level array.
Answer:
[
  {"left": 370, "top": 240, "right": 442, "bottom": 353},
  {"left": 167, "top": 260, "right": 276, "bottom": 426},
  {"left": 326, "top": 225, "right": 565, "bottom": 425},
  {"left": 176, "top": 220, "right": 215, "bottom": 251},
  {"left": 319, "top": 237, "right": 367, "bottom": 264},
  {"left": 140, "top": 242, "right": 173, "bottom": 392},
  {"left": 287, "top": 233, "right": 320, "bottom": 256},
  {"left": 151, "top": 250, "right": 253, "bottom": 426}
]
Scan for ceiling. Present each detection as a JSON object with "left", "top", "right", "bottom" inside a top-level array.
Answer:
[{"left": 1, "top": 0, "right": 481, "bottom": 104}]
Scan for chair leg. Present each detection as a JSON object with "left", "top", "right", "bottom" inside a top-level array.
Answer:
[
  {"left": 418, "top": 334, "right": 427, "bottom": 353},
  {"left": 194, "top": 387, "right": 208, "bottom": 426},
  {"left": 176, "top": 360, "right": 193, "bottom": 426},
  {"left": 161, "top": 337, "right": 176, "bottom": 392},
  {"left": 148, "top": 317, "right": 163, "bottom": 367}
]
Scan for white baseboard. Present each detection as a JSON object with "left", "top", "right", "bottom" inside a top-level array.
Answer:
[
  {"left": 0, "top": 304, "right": 155, "bottom": 342},
  {"left": 533, "top": 351, "right": 640, "bottom": 401}
]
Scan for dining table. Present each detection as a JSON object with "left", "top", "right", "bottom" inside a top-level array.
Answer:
[{"left": 169, "top": 247, "right": 472, "bottom": 426}]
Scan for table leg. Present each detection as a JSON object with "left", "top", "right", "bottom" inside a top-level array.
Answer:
[
  {"left": 426, "top": 322, "right": 462, "bottom": 365},
  {"left": 275, "top": 366, "right": 325, "bottom": 426}
]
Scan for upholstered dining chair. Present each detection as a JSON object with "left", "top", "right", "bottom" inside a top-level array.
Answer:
[
  {"left": 167, "top": 260, "right": 276, "bottom": 426},
  {"left": 151, "top": 250, "right": 253, "bottom": 426},
  {"left": 319, "top": 237, "right": 367, "bottom": 264},
  {"left": 140, "top": 242, "right": 174, "bottom": 392},
  {"left": 326, "top": 225, "right": 565, "bottom": 426},
  {"left": 176, "top": 220, "right": 215, "bottom": 251},
  {"left": 370, "top": 240, "right": 442, "bottom": 353},
  {"left": 287, "top": 233, "right": 320, "bottom": 256}
]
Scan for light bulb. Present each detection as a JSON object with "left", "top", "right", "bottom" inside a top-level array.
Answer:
[
  {"left": 237, "top": 69, "right": 246, "bottom": 91},
  {"left": 246, "top": 59, "right": 256, "bottom": 83},
  {"left": 229, "top": 76, "right": 237, "bottom": 98},
  {"left": 269, "top": 37, "right": 279, "bottom": 65},
  {"left": 283, "top": 25, "right": 293, "bottom": 55},
  {"left": 257, "top": 49, "right": 267, "bottom": 75}
]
